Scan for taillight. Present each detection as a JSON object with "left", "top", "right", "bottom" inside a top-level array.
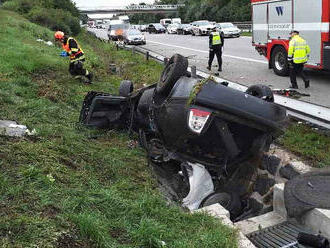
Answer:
[{"left": 188, "top": 108, "right": 211, "bottom": 134}]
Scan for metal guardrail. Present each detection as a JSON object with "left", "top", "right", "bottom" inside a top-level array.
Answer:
[
  {"left": 233, "top": 22, "right": 252, "bottom": 32},
  {"left": 79, "top": 4, "right": 184, "bottom": 12}
]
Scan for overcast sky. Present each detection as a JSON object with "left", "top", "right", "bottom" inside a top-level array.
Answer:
[{"left": 72, "top": 0, "right": 155, "bottom": 8}]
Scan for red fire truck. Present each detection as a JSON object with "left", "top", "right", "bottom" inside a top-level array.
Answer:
[{"left": 251, "top": 0, "right": 330, "bottom": 76}]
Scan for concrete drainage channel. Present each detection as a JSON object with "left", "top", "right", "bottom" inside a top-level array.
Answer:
[{"left": 95, "top": 37, "right": 330, "bottom": 247}]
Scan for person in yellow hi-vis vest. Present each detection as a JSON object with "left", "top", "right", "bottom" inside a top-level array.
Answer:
[
  {"left": 54, "top": 31, "right": 93, "bottom": 84},
  {"left": 287, "top": 30, "right": 310, "bottom": 89},
  {"left": 207, "top": 27, "right": 224, "bottom": 72}
]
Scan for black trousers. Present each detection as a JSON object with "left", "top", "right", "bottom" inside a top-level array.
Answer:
[
  {"left": 69, "top": 60, "right": 88, "bottom": 77},
  {"left": 208, "top": 46, "right": 222, "bottom": 69},
  {"left": 290, "top": 63, "right": 309, "bottom": 87}
]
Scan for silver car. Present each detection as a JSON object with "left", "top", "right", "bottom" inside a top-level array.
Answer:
[
  {"left": 191, "top": 20, "right": 215, "bottom": 36},
  {"left": 123, "top": 29, "right": 146, "bottom": 45},
  {"left": 216, "top": 23, "right": 241, "bottom": 38}
]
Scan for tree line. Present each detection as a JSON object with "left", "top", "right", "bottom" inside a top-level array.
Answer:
[
  {"left": 130, "top": 0, "right": 251, "bottom": 24},
  {"left": 2, "top": 0, "right": 81, "bottom": 35}
]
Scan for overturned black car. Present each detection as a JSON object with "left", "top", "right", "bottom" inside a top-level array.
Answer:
[{"left": 79, "top": 54, "right": 287, "bottom": 218}]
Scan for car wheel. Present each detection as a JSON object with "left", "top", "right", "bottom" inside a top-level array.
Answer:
[
  {"left": 156, "top": 54, "right": 188, "bottom": 96},
  {"left": 138, "top": 88, "right": 154, "bottom": 115},
  {"left": 201, "top": 192, "right": 242, "bottom": 218},
  {"left": 245, "top": 84, "right": 274, "bottom": 102},
  {"left": 119, "top": 80, "right": 133, "bottom": 97},
  {"left": 271, "top": 46, "right": 289, "bottom": 76}
]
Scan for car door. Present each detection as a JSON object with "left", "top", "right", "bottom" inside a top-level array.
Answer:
[{"left": 79, "top": 93, "right": 130, "bottom": 129}]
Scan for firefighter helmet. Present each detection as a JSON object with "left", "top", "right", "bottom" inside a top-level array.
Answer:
[{"left": 54, "top": 31, "right": 64, "bottom": 40}]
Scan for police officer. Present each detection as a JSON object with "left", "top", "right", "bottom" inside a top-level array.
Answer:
[
  {"left": 288, "top": 30, "right": 310, "bottom": 89},
  {"left": 207, "top": 27, "right": 224, "bottom": 72},
  {"left": 54, "top": 31, "right": 93, "bottom": 84}
]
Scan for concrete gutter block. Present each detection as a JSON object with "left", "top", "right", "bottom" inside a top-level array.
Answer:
[
  {"left": 273, "top": 183, "right": 287, "bottom": 219},
  {"left": 194, "top": 203, "right": 231, "bottom": 220},
  {"left": 235, "top": 211, "right": 286, "bottom": 235},
  {"left": 300, "top": 208, "right": 330, "bottom": 239},
  {"left": 194, "top": 204, "right": 256, "bottom": 248},
  {"left": 238, "top": 232, "right": 256, "bottom": 248}
]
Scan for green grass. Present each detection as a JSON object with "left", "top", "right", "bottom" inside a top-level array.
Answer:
[
  {"left": 240, "top": 32, "right": 252, "bottom": 37},
  {"left": 278, "top": 123, "right": 330, "bottom": 168},
  {"left": 0, "top": 9, "right": 237, "bottom": 248}
]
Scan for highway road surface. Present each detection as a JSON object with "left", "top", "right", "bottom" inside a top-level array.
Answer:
[{"left": 90, "top": 28, "right": 330, "bottom": 108}]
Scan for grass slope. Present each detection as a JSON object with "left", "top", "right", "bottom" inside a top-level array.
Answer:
[
  {"left": 278, "top": 123, "right": 330, "bottom": 168},
  {"left": 0, "top": 9, "right": 237, "bottom": 248}
]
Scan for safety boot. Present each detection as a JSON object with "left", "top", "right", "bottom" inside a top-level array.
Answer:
[
  {"left": 304, "top": 80, "right": 310, "bottom": 88},
  {"left": 290, "top": 84, "right": 298, "bottom": 89},
  {"left": 86, "top": 72, "right": 93, "bottom": 84}
]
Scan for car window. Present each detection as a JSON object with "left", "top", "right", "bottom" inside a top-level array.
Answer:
[
  {"left": 109, "top": 24, "right": 129, "bottom": 30},
  {"left": 127, "top": 30, "right": 142, "bottom": 35},
  {"left": 196, "top": 21, "right": 210, "bottom": 26},
  {"left": 220, "top": 23, "right": 235, "bottom": 28},
  {"left": 154, "top": 24, "right": 164, "bottom": 28}
]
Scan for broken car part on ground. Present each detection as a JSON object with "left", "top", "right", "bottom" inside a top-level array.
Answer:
[{"left": 79, "top": 54, "right": 288, "bottom": 220}]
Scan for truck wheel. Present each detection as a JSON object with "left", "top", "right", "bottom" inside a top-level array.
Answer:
[
  {"left": 271, "top": 46, "right": 289, "bottom": 76},
  {"left": 119, "top": 80, "right": 133, "bottom": 97},
  {"left": 156, "top": 54, "right": 188, "bottom": 96},
  {"left": 246, "top": 84, "right": 274, "bottom": 102}
]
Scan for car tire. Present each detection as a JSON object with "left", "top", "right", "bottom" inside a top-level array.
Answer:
[
  {"left": 119, "top": 80, "right": 133, "bottom": 97},
  {"left": 245, "top": 84, "right": 274, "bottom": 102},
  {"left": 138, "top": 88, "right": 155, "bottom": 115},
  {"left": 201, "top": 192, "right": 242, "bottom": 218},
  {"left": 156, "top": 54, "right": 188, "bottom": 96},
  {"left": 271, "top": 46, "right": 290, "bottom": 76}
]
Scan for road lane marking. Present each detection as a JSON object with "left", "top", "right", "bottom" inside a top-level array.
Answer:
[{"left": 146, "top": 40, "right": 268, "bottom": 64}]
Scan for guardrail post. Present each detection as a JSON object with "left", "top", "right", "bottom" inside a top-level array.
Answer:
[
  {"left": 146, "top": 51, "right": 149, "bottom": 61},
  {"left": 132, "top": 46, "right": 135, "bottom": 55},
  {"left": 191, "top": 66, "right": 197, "bottom": 78},
  {"left": 116, "top": 44, "right": 119, "bottom": 51}
]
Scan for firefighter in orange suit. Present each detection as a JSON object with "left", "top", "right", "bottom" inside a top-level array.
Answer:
[{"left": 54, "top": 31, "right": 93, "bottom": 84}]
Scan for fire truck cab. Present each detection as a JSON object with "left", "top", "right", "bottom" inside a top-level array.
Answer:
[{"left": 251, "top": 0, "right": 330, "bottom": 76}]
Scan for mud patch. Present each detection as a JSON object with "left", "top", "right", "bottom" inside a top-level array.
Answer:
[
  {"left": 109, "top": 228, "right": 132, "bottom": 244},
  {"left": 56, "top": 232, "right": 89, "bottom": 248},
  {"left": 33, "top": 71, "right": 68, "bottom": 103},
  {"left": 41, "top": 205, "right": 60, "bottom": 219},
  {"left": 60, "top": 157, "right": 79, "bottom": 170}
]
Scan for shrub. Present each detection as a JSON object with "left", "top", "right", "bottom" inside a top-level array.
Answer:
[
  {"left": 2, "top": 0, "right": 21, "bottom": 12},
  {"left": 3, "top": 0, "right": 81, "bottom": 35},
  {"left": 27, "top": 7, "right": 81, "bottom": 35}
]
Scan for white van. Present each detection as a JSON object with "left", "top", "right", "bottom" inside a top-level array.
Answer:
[
  {"left": 160, "top": 19, "right": 172, "bottom": 27},
  {"left": 172, "top": 18, "right": 182, "bottom": 24}
]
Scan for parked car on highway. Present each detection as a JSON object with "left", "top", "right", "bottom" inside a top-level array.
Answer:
[
  {"left": 79, "top": 54, "right": 286, "bottom": 216},
  {"left": 147, "top": 23, "right": 166, "bottom": 34},
  {"left": 177, "top": 24, "right": 192, "bottom": 35},
  {"left": 123, "top": 29, "right": 146, "bottom": 45},
  {"left": 167, "top": 23, "right": 180, "bottom": 34},
  {"left": 216, "top": 23, "right": 241, "bottom": 38},
  {"left": 191, "top": 20, "right": 215, "bottom": 36},
  {"left": 107, "top": 21, "right": 130, "bottom": 41},
  {"left": 139, "top": 24, "right": 147, "bottom": 32}
]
